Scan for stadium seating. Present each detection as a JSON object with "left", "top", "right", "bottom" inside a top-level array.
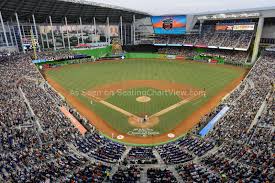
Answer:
[
  {"left": 158, "top": 47, "right": 249, "bottom": 63},
  {"left": 153, "top": 25, "right": 254, "bottom": 50},
  {"left": 0, "top": 50, "right": 273, "bottom": 182}
]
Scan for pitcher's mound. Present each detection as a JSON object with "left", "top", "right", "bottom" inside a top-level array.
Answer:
[
  {"left": 136, "top": 96, "right": 151, "bottom": 103},
  {"left": 128, "top": 116, "right": 159, "bottom": 128}
]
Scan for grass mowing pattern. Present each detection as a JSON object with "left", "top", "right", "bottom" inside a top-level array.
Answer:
[{"left": 46, "top": 59, "right": 245, "bottom": 135}]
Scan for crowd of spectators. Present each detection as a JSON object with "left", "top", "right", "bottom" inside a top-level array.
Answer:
[
  {"left": 153, "top": 25, "right": 254, "bottom": 50},
  {"left": 33, "top": 50, "right": 75, "bottom": 61},
  {"left": 147, "top": 168, "right": 178, "bottom": 183},
  {"left": 176, "top": 163, "right": 221, "bottom": 182},
  {"left": 158, "top": 47, "right": 249, "bottom": 63},
  {"left": 0, "top": 49, "right": 273, "bottom": 182},
  {"left": 73, "top": 133, "right": 126, "bottom": 164},
  {"left": 111, "top": 165, "right": 141, "bottom": 182},
  {"left": 124, "top": 147, "right": 158, "bottom": 164}
]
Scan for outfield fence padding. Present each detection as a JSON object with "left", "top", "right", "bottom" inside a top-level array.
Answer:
[{"left": 125, "top": 52, "right": 167, "bottom": 59}]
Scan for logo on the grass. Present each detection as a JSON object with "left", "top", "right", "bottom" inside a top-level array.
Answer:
[{"left": 127, "top": 128, "right": 160, "bottom": 136}]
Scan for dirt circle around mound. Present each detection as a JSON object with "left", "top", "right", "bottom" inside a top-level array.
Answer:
[
  {"left": 136, "top": 96, "right": 151, "bottom": 103},
  {"left": 128, "top": 115, "right": 160, "bottom": 128}
]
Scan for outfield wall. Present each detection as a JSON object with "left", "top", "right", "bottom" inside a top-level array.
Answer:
[
  {"left": 73, "top": 46, "right": 112, "bottom": 58},
  {"left": 125, "top": 52, "right": 167, "bottom": 59}
]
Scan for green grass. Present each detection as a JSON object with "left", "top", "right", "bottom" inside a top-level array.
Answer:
[
  {"left": 46, "top": 59, "right": 246, "bottom": 136},
  {"left": 106, "top": 87, "right": 181, "bottom": 116},
  {"left": 73, "top": 46, "right": 112, "bottom": 58}
]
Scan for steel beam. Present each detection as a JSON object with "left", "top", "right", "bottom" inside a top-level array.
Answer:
[
  {"left": 15, "top": 12, "right": 25, "bottom": 53},
  {"left": 0, "top": 11, "right": 9, "bottom": 46},
  {"left": 32, "top": 14, "right": 41, "bottom": 52},
  {"left": 49, "top": 16, "right": 56, "bottom": 50}
]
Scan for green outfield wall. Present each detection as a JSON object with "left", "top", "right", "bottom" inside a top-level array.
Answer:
[
  {"left": 125, "top": 52, "right": 167, "bottom": 59},
  {"left": 73, "top": 46, "right": 112, "bottom": 58}
]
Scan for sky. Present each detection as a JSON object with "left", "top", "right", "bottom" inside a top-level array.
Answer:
[{"left": 89, "top": 0, "right": 275, "bottom": 15}]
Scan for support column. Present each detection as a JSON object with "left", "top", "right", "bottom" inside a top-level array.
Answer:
[
  {"left": 107, "top": 17, "right": 110, "bottom": 44},
  {"left": 61, "top": 25, "right": 65, "bottom": 49},
  {"left": 76, "top": 26, "right": 80, "bottom": 45},
  {"left": 12, "top": 25, "right": 19, "bottom": 51},
  {"left": 32, "top": 14, "right": 41, "bottom": 52},
  {"left": 45, "top": 32, "right": 50, "bottom": 48},
  {"left": 105, "top": 17, "right": 108, "bottom": 44},
  {"left": 199, "top": 20, "right": 204, "bottom": 34},
  {"left": 49, "top": 16, "right": 56, "bottom": 50},
  {"left": 131, "top": 25, "right": 133, "bottom": 45},
  {"left": 93, "top": 17, "right": 97, "bottom": 44},
  {"left": 40, "top": 32, "right": 45, "bottom": 50},
  {"left": 133, "top": 15, "right": 136, "bottom": 45},
  {"left": 124, "top": 24, "right": 127, "bottom": 45},
  {"left": 79, "top": 17, "right": 84, "bottom": 44},
  {"left": 0, "top": 11, "right": 9, "bottom": 46},
  {"left": 65, "top": 17, "right": 70, "bottom": 49},
  {"left": 21, "top": 24, "right": 25, "bottom": 38},
  {"left": 7, "top": 22, "right": 14, "bottom": 46},
  {"left": 251, "top": 17, "right": 264, "bottom": 64},
  {"left": 120, "top": 16, "right": 123, "bottom": 45},
  {"left": 15, "top": 12, "right": 25, "bottom": 53}
]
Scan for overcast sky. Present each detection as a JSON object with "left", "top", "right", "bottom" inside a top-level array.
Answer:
[{"left": 89, "top": 0, "right": 275, "bottom": 15}]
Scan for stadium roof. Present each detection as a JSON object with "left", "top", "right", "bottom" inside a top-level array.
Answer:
[
  {"left": 195, "top": 6, "right": 275, "bottom": 16},
  {"left": 0, "top": 0, "right": 150, "bottom": 24}
]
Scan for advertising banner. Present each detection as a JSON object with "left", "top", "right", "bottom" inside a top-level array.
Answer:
[
  {"left": 208, "top": 46, "right": 218, "bottom": 49},
  {"left": 216, "top": 25, "right": 233, "bottom": 31},
  {"left": 152, "top": 15, "right": 186, "bottom": 35},
  {"left": 167, "top": 44, "right": 182, "bottom": 46},
  {"left": 176, "top": 56, "right": 185, "bottom": 59},
  {"left": 233, "top": 24, "right": 255, "bottom": 31},
  {"left": 183, "top": 44, "right": 193, "bottom": 47},
  {"left": 216, "top": 24, "right": 255, "bottom": 31},
  {"left": 167, "top": 55, "right": 176, "bottom": 59},
  {"left": 195, "top": 44, "right": 208, "bottom": 48},
  {"left": 219, "top": 47, "right": 234, "bottom": 50},
  {"left": 153, "top": 44, "right": 167, "bottom": 46}
]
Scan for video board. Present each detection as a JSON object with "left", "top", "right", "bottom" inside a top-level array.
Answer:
[{"left": 151, "top": 16, "right": 186, "bottom": 34}]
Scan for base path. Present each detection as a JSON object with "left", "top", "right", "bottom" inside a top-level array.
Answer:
[
  {"left": 151, "top": 95, "right": 200, "bottom": 117},
  {"left": 100, "top": 100, "right": 136, "bottom": 117}
]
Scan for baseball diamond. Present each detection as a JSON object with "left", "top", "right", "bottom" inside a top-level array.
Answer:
[{"left": 45, "top": 59, "right": 247, "bottom": 144}]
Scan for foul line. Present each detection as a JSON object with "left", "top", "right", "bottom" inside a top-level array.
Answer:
[
  {"left": 90, "top": 95, "right": 140, "bottom": 118},
  {"left": 89, "top": 94, "right": 202, "bottom": 119},
  {"left": 100, "top": 100, "right": 137, "bottom": 117},
  {"left": 150, "top": 96, "right": 195, "bottom": 118}
]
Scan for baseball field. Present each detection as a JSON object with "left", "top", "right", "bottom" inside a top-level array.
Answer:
[{"left": 45, "top": 59, "right": 247, "bottom": 145}]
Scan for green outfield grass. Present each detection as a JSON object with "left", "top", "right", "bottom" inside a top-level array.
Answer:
[{"left": 46, "top": 59, "right": 247, "bottom": 136}]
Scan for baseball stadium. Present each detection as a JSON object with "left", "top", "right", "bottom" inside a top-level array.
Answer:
[{"left": 0, "top": 0, "right": 274, "bottom": 182}]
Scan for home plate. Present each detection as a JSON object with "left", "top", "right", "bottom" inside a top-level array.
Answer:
[
  {"left": 117, "top": 135, "right": 124, "bottom": 140},
  {"left": 168, "top": 133, "right": 175, "bottom": 138}
]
